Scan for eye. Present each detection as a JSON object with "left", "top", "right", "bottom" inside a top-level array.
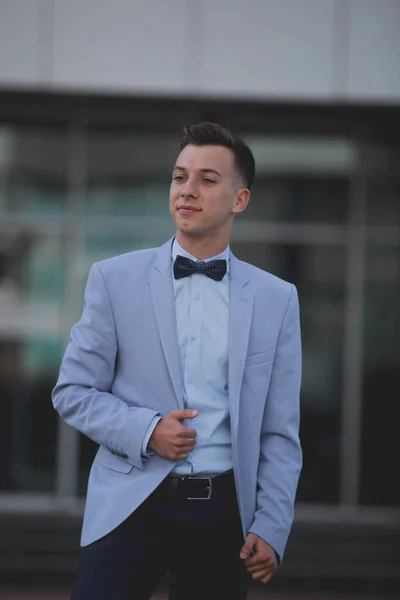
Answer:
[
  {"left": 203, "top": 178, "right": 216, "bottom": 184},
  {"left": 173, "top": 175, "right": 185, "bottom": 182}
]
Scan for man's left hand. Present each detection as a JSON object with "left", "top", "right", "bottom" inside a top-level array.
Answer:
[{"left": 240, "top": 533, "right": 278, "bottom": 584}]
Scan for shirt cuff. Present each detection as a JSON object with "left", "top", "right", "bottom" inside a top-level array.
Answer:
[{"left": 141, "top": 415, "right": 162, "bottom": 459}]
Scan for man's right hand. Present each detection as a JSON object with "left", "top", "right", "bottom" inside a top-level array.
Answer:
[{"left": 148, "top": 409, "right": 198, "bottom": 460}]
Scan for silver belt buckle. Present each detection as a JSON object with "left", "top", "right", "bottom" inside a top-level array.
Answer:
[{"left": 187, "top": 476, "right": 212, "bottom": 500}]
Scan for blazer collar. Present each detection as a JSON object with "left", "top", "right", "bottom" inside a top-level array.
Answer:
[{"left": 150, "top": 236, "right": 255, "bottom": 432}]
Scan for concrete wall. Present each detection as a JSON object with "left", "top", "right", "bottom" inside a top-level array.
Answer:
[{"left": 0, "top": 0, "right": 399, "bottom": 102}]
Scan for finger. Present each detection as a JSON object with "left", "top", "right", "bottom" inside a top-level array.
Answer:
[
  {"left": 245, "top": 553, "right": 274, "bottom": 568},
  {"left": 240, "top": 534, "right": 257, "bottom": 559},
  {"left": 244, "top": 552, "right": 260, "bottom": 566},
  {"left": 178, "top": 426, "right": 197, "bottom": 438},
  {"left": 168, "top": 448, "right": 193, "bottom": 460},
  {"left": 246, "top": 562, "right": 275, "bottom": 574},
  {"left": 246, "top": 557, "right": 275, "bottom": 570},
  {"left": 261, "top": 572, "right": 274, "bottom": 584},
  {"left": 169, "top": 409, "right": 199, "bottom": 421},
  {"left": 178, "top": 436, "right": 196, "bottom": 445},
  {"left": 172, "top": 452, "right": 190, "bottom": 460},
  {"left": 249, "top": 567, "right": 272, "bottom": 581},
  {"left": 176, "top": 444, "right": 195, "bottom": 453},
  {"left": 176, "top": 438, "right": 196, "bottom": 446}
]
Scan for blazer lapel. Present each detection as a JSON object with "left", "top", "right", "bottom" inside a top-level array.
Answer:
[
  {"left": 149, "top": 239, "right": 184, "bottom": 410},
  {"left": 229, "top": 254, "right": 254, "bottom": 439}
]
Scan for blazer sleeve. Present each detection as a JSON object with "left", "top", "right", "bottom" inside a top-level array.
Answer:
[
  {"left": 52, "top": 263, "right": 160, "bottom": 470},
  {"left": 248, "top": 284, "right": 302, "bottom": 562}
]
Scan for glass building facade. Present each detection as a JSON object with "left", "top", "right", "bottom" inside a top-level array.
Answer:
[{"left": 0, "top": 92, "right": 399, "bottom": 518}]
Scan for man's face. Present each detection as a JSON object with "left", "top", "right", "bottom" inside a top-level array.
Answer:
[{"left": 169, "top": 144, "right": 248, "bottom": 241}]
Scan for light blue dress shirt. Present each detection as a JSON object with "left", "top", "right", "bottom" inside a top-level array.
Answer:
[{"left": 141, "top": 238, "right": 233, "bottom": 476}]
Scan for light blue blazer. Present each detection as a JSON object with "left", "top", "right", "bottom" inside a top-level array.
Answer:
[{"left": 52, "top": 237, "right": 302, "bottom": 560}]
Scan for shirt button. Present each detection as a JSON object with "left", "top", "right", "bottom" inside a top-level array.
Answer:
[
  {"left": 191, "top": 335, "right": 196, "bottom": 341},
  {"left": 188, "top": 379, "right": 193, "bottom": 385},
  {"left": 194, "top": 293, "right": 200, "bottom": 301}
]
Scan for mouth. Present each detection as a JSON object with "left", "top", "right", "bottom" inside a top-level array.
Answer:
[{"left": 177, "top": 205, "right": 201, "bottom": 215}]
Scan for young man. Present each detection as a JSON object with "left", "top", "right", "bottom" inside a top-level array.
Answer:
[{"left": 52, "top": 122, "right": 302, "bottom": 600}]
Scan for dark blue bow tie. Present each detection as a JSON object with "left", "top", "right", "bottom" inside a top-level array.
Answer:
[{"left": 173, "top": 255, "right": 227, "bottom": 281}]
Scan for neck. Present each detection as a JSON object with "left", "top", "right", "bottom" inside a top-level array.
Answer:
[{"left": 175, "top": 231, "right": 229, "bottom": 260}]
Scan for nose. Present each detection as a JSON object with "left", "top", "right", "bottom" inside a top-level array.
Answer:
[{"left": 181, "top": 178, "right": 198, "bottom": 198}]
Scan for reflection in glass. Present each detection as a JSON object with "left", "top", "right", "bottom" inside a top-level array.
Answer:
[
  {"left": 85, "top": 131, "right": 176, "bottom": 221},
  {"left": 0, "top": 125, "right": 68, "bottom": 492},
  {"left": 0, "top": 338, "right": 62, "bottom": 491},
  {"left": 0, "top": 126, "right": 68, "bottom": 218},
  {"left": 0, "top": 115, "right": 397, "bottom": 512},
  {"left": 245, "top": 176, "right": 349, "bottom": 224},
  {"left": 361, "top": 245, "right": 400, "bottom": 506},
  {"left": 232, "top": 242, "right": 345, "bottom": 503},
  {"left": 0, "top": 232, "right": 65, "bottom": 336},
  {"left": 241, "top": 136, "right": 354, "bottom": 224},
  {"left": 366, "top": 146, "right": 400, "bottom": 227},
  {"left": 78, "top": 131, "right": 179, "bottom": 492}
]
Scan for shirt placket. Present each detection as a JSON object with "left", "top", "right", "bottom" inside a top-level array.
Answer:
[
  {"left": 184, "top": 274, "right": 204, "bottom": 392},
  {"left": 180, "top": 273, "right": 202, "bottom": 472}
]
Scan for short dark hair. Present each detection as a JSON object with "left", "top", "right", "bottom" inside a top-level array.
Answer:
[{"left": 180, "top": 122, "right": 256, "bottom": 189}]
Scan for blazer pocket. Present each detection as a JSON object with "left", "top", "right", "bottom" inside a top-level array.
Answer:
[
  {"left": 94, "top": 446, "right": 134, "bottom": 474},
  {"left": 245, "top": 349, "right": 275, "bottom": 367}
]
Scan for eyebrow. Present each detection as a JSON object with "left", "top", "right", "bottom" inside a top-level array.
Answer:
[{"left": 173, "top": 166, "right": 222, "bottom": 177}]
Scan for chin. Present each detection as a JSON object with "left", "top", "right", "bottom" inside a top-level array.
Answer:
[{"left": 177, "top": 226, "right": 202, "bottom": 237}]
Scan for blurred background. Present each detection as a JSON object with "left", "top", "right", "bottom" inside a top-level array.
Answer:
[{"left": 0, "top": 0, "right": 399, "bottom": 598}]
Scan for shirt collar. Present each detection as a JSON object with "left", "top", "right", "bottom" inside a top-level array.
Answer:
[{"left": 172, "top": 237, "right": 230, "bottom": 270}]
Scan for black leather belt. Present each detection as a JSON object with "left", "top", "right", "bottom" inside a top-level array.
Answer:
[{"left": 162, "top": 470, "right": 235, "bottom": 501}]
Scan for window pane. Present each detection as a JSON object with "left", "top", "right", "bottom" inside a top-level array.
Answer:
[
  {"left": 0, "top": 230, "right": 65, "bottom": 491},
  {"left": 241, "top": 136, "right": 354, "bottom": 224},
  {"left": 84, "top": 130, "right": 177, "bottom": 221},
  {"left": 0, "top": 125, "right": 68, "bottom": 219},
  {"left": 0, "top": 125, "right": 68, "bottom": 492},
  {"left": 0, "top": 232, "right": 65, "bottom": 332},
  {"left": 232, "top": 242, "right": 346, "bottom": 503},
  {"left": 0, "top": 337, "right": 62, "bottom": 491},
  {"left": 366, "top": 147, "right": 400, "bottom": 227},
  {"left": 360, "top": 245, "right": 400, "bottom": 506},
  {"left": 78, "top": 130, "right": 178, "bottom": 493}
]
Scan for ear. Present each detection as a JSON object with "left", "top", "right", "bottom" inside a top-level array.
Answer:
[{"left": 232, "top": 188, "right": 250, "bottom": 215}]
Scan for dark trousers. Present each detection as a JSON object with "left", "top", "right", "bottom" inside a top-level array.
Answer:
[{"left": 71, "top": 472, "right": 250, "bottom": 600}]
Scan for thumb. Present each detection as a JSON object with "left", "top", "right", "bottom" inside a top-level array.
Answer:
[
  {"left": 240, "top": 534, "right": 257, "bottom": 559},
  {"left": 169, "top": 409, "right": 199, "bottom": 421}
]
